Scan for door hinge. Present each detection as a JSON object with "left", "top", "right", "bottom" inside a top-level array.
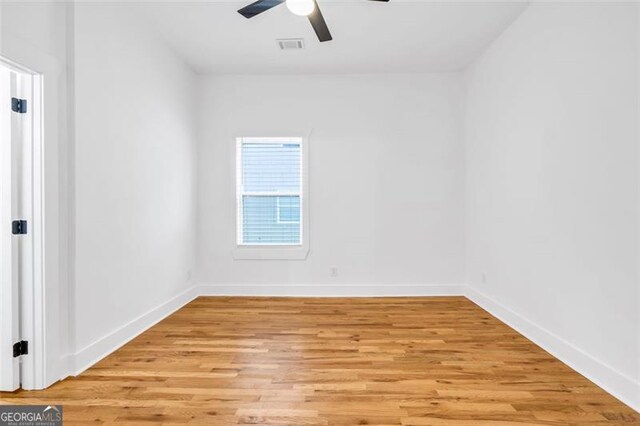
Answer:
[
  {"left": 11, "top": 97, "right": 27, "bottom": 114},
  {"left": 13, "top": 341, "right": 28, "bottom": 358},
  {"left": 12, "top": 220, "right": 27, "bottom": 235}
]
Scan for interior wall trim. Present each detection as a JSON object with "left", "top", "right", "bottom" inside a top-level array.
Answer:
[
  {"left": 196, "top": 283, "right": 466, "bottom": 297},
  {"left": 66, "top": 283, "right": 639, "bottom": 414},
  {"left": 465, "top": 286, "right": 640, "bottom": 413},
  {"left": 71, "top": 285, "right": 198, "bottom": 377}
]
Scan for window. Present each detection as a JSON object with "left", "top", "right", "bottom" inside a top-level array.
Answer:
[{"left": 236, "top": 137, "right": 304, "bottom": 247}]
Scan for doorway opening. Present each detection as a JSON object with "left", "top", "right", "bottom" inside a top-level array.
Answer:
[{"left": 0, "top": 56, "right": 45, "bottom": 391}]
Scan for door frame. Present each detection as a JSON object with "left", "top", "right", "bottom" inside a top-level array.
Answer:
[{"left": 0, "top": 55, "right": 45, "bottom": 391}]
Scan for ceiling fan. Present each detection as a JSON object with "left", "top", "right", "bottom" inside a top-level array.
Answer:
[{"left": 238, "top": 0, "right": 389, "bottom": 43}]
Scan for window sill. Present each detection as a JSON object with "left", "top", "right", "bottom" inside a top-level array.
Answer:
[{"left": 232, "top": 245, "right": 309, "bottom": 260}]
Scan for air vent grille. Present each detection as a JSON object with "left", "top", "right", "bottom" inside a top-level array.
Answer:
[{"left": 277, "top": 39, "right": 305, "bottom": 50}]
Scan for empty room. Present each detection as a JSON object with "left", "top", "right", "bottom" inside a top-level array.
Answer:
[{"left": 0, "top": 0, "right": 638, "bottom": 424}]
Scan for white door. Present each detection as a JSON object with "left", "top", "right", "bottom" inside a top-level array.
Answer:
[{"left": 0, "top": 64, "right": 33, "bottom": 391}]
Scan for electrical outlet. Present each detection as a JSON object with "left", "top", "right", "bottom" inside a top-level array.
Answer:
[
  {"left": 187, "top": 270, "right": 192, "bottom": 281},
  {"left": 481, "top": 273, "right": 487, "bottom": 284},
  {"left": 330, "top": 267, "right": 338, "bottom": 278}
]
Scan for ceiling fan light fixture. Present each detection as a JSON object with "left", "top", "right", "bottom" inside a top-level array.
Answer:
[
  {"left": 238, "top": 0, "right": 387, "bottom": 42},
  {"left": 286, "top": 0, "right": 315, "bottom": 16}
]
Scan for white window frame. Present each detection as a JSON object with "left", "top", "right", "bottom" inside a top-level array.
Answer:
[{"left": 232, "top": 136, "right": 309, "bottom": 260}]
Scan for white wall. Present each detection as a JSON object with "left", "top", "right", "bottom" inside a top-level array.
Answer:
[
  {"left": 465, "top": 1, "right": 639, "bottom": 409},
  {"left": 197, "top": 74, "right": 465, "bottom": 293},
  {"left": 73, "top": 4, "right": 197, "bottom": 370},
  {"left": 0, "top": 0, "right": 72, "bottom": 386}
]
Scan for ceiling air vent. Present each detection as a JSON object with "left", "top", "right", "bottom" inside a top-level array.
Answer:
[{"left": 277, "top": 38, "right": 305, "bottom": 50}]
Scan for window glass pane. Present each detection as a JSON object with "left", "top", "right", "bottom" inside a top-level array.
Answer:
[
  {"left": 242, "top": 143, "right": 301, "bottom": 192},
  {"left": 238, "top": 139, "right": 303, "bottom": 246},
  {"left": 277, "top": 196, "right": 300, "bottom": 223},
  {"left": 243, "top": 196, "right": 301, "bottom": 244}
]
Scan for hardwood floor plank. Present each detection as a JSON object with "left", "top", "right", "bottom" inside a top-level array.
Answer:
[{"left": 1, "top": 297, "right": 637, "bottom": 424}]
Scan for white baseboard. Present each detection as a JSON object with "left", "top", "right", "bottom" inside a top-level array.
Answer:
[
  {"left": 63, "top": 283, "right": 639, "bottom": 414},
  {"left": 71, "top": 285, "right": 198, "bottom": 376},
  {"left": 57, "top": 353, "right": 74, "bottom": 385},
  {"left": 67, "top": 283, "right": 462, "bottom": 379},
  {"left": 465, "top": 286, "right": 640, "bottom": 413},
  {"left": 196, "top": 283, "right": 466, "bottom": 297}
]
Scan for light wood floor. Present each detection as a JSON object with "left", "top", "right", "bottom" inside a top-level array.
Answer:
[{"left": 1, "top": 297, "right": 638, "bottom": 425}]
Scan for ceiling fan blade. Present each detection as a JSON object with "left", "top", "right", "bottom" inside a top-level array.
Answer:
[
  {"left": 308, "top": 0, "right": 332, "bottom": 42},
  {"left": 238, "top": 0, "right": 285, "bottom": 18}
]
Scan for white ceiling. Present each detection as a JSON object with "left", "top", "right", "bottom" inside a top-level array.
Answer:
[{"left": 131, "top": 1, "right": 529, "bottom": 74}]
